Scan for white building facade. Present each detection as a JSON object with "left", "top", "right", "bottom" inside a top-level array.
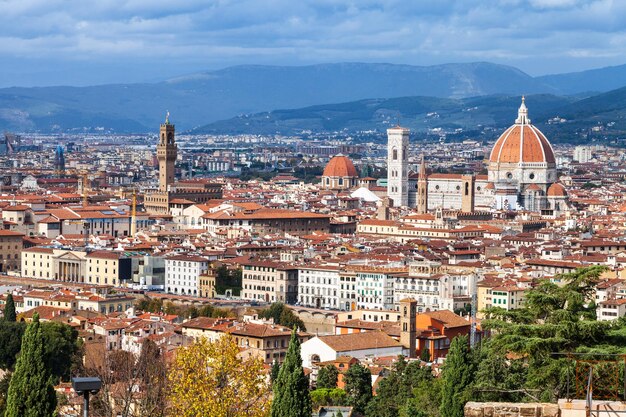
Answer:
[{"left": 165, "top": 255, "right": 209, "bottom": 296}]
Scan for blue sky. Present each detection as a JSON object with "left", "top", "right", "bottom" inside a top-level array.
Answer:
[{"left": 1, "top": 0, "right": 625, "bottom": 87}]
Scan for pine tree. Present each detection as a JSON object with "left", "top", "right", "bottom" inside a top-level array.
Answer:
[
  {"left": 317, "top": 364, "right": 339, "bottom": 389},
  {"left": 344, "top": 363, "right": 372, "bottom": 416},
  {"left": 439, "top": 335, "right": 474, "bottom": 417},
  {"left": 3, "top": 294, "right": 16, "bottom": 322},
  {"left": 5, "top": 313, "right": 57, "bottom": 417},
  {"left": 271, "top": 328, "right": 312, "bottom": 417}
]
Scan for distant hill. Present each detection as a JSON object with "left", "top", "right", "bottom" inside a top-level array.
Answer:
[
  {"left": 537, "top": 64, "right": 626, "bottom": 94},
  {"left": 193, "top": 94, "right": 578, "bottom": 136},
  {"left": 1, "top": 61, "right": 626, "bottom": 133}
]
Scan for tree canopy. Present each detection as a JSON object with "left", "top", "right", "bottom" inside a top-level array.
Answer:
[
  {"left": 5, "top": 313, "right": 57, "bottom": 417},
  {"left": 169, "top": 334, "right": 270, "bottom": 417},
  {"left": 259, "top": 303, "right": 306, "bottom": 331}
]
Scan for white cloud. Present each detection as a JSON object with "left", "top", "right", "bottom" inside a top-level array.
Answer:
[{"left": 0, "top": 0, "right": 625, "bottom": 85}]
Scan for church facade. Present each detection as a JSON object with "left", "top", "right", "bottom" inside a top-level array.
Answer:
[{"left": 388, "top": 98, "right": 568, "bottom": 215}]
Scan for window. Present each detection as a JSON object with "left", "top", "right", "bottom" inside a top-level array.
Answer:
[{"left": 392, "top": 148, "right": 398, "bottom": 160}]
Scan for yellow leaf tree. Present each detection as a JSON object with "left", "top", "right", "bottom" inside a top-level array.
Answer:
[{"left": 168, "top": 334, "right": 271, "bottom": 417}]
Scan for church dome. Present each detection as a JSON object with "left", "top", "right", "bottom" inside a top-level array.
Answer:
[
  {"left": 547, "top": 182, "right": 567, "bottom": 197},
  {"left": 323, "top": 155, "right": 358, "bottom": 178},
  {"left": 489, "top": 98, "right": 556, "bottom": 164}
]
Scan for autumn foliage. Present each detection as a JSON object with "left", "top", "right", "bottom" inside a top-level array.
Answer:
[{"left": 168, "top": 335, "right": 271, "bottom": 417}]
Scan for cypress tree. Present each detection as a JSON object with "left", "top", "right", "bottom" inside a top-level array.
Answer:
[
  {"left": 270, "top": 361, "right": 281, "bottom": 384},
  {"left": 271, "top": 328, "right": 311, "bottom": 417},
  {"left": 5, "top": 313, "right": 57, "bottom": 417},
  {"left": 3, "top": 294, "right": 16, "bottom": 322},
  {"left": 439, "top": 335, "right": 474, "bottom": 417}
]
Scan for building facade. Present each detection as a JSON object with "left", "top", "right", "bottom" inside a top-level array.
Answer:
[{"left": 241, "top": 261, "right": 298, "bottom": 304}]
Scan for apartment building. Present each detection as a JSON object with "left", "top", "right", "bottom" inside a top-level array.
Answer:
[
  {"left": 181, "top": 316, "right": 311, "bottom": 364},
  {"left": 165, "top": 255, "right": 209, "bottom": 296},
  {"left": 241, "top": 260, "right": 298, "bottom": 304},
  {"left": 85, "top": 251, "right": 133, "bottom": 286},
  {"left": 297, "top": 264, "right": 341, "bottom": 309},
  {"left": 0, "top": 230, "right": 24, "bottom": 273}
]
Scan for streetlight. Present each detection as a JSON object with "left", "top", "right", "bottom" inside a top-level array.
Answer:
[{"left": 72, "top": 377, "right": 102, "bottom": 417}]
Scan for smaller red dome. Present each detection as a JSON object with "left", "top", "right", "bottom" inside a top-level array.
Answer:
[
  {"left": 323, "top": 155, "right": 358, "bottom": 178},
  {"left": 547, "top": 183, "right": 567, "bottom": 197}
]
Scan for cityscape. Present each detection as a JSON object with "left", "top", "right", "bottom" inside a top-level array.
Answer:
[{"left": 2, "top": 2, "right": 626, "bottom": 417}]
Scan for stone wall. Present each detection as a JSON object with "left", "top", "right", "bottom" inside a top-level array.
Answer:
[{"left": 465, "top": 402, "right": 560, "bottom": 417}]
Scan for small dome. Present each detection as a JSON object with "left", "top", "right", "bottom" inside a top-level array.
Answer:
[
  {"left": 547, "top": 183, "right": 567, "bottom": 197},
  {"left": 489, "top": 98, "right": 556, "bottom": 164},
  {"left": 526, "top": 183, "right": 541, "bottom": 192},
  {"left": 323, "top": 155, "right": 358, "bottom": 178}
]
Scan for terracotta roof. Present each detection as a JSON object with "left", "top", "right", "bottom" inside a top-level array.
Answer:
[
  {"left": 423, "top": 310, "right": 470, "bottom": 328},
  {"left": 323, "top": 155, "right": 358, "bottom": 178},
  {"left": 490, "top": 123, "right": 555, "bottom": 164},
  {"left": 317, "top": 331, "right": 402, "bottom": 352},
  {"left": 547, "top": 182, "right": 568, "bottom": 197}
]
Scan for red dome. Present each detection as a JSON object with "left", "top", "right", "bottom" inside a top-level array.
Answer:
[
  {"left": 489, "top": 98, "right": 555, "bottom": 164},
  {"left": 323, "top": 155, "right": 358, "bottom": 178},
  {"left": 547, "top": 183, "right": 567, "bottom": 197}
]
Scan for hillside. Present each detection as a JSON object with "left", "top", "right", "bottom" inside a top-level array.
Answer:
[
  {"left": 1, "top": 61, "right": 626, "bottom": 134},
  {"left": 193, "top": 94, "right": 578, "bottom": 136}
]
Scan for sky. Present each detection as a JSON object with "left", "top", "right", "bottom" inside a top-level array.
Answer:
[{"left": 1, "top": 0, "right": 626, "bottom": 87}]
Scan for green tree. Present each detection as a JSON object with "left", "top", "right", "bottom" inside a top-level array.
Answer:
[
  {"left": 344, "top": 363, "right": 372, "bottom": 416},
  {"left": 400, "top": 398, "right": 428, "bottom": 417},
  {"left": 310, "top": 388, "right": 347, "bottom": 407},
  {"left": 271, "top": 328, "right": 311, "bottom": 417},
  {"left": 270, "top": 361, "right": 281, "bottom": 384},
  {"left": 5, "top": 313, "right": 57, "bottom": 417},
  {"left": 317, "top": 365, "right": 339, "bottom": 389},
  {"left": 3, "top": 294, "right": 16, "bottom": 322},
  {"left": 259, "top": 302, "right": 306, "bottom": 331},
  {"left": 365, "top": 358, "right": 434, "bottom": 417},
  {"left": 0, "top": 321, "right": 26, "bottom": 369},
  {"left": 420, "top": 346, "right": 431, "bottom": 362},
  {"left": 41, "top": 321, "right": 82, "bottom": 382},
  {"left": 439, "top": 335, "right": 474, "bottom": 417},
  {"left": 0, "top": 372, "right": 11, "bottom": 417}
]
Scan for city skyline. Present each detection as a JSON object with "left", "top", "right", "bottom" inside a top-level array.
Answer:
[{"left": 2, "top": 0, "right": 626, "bottom": 87}]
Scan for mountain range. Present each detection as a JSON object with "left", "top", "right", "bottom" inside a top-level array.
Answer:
[{"left": 2, "top": 62, "right": 626, "bottom": 133}]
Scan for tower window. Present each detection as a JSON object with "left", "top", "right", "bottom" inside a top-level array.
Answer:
[{"left": 393, "top": 149, "right": 398, "bottom": 160}]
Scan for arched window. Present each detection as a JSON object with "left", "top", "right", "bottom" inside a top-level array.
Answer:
[
  {"left": 465, "top": 182, "right": 469, "bottom": 196},
  {"left": 392, "top": 148, "right": 398, "bottom": 160}
]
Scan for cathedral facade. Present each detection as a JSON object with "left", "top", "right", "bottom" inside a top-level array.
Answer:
[{"left": 387, "top": 98, "right": 568, "bottom": 215}]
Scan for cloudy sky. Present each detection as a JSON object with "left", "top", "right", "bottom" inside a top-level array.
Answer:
[{"left": 1, "top": 0, "right": 625, "bottom": 87}]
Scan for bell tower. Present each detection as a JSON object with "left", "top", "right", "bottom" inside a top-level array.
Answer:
[
  {"left": 400, "top": 298, "right": 417, "bottom": 358},
  {"left": 387, "top": 126, "right": 409, "bottom": 207},
  {"left": 157, "top": 112, "right": 177, "bottom": 192},
  {"left": 461, "top": 174, "right": 475, "bottom": 213},
  {"left": 417, "top": 154, "right": 428, "bottom": 214}
]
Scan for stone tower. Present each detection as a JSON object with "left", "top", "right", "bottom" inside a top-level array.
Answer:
[
  {"left": 54, "top": 145, "right": 65, "bottom": 177},
  {"left": 157, "top": 114, "right": 177, "bottom": 192},
  {"left": 387, "top": 126, "right": 409, "bottom": 207},
  {"left": 399, "top": 298, "right": 417, "bottom": 358},
  {"left": 417, "top": 154, "right": 428, "bottom": 214},
  {"left": 461, "top": 174, "right": 475, "bottom": 213}
]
